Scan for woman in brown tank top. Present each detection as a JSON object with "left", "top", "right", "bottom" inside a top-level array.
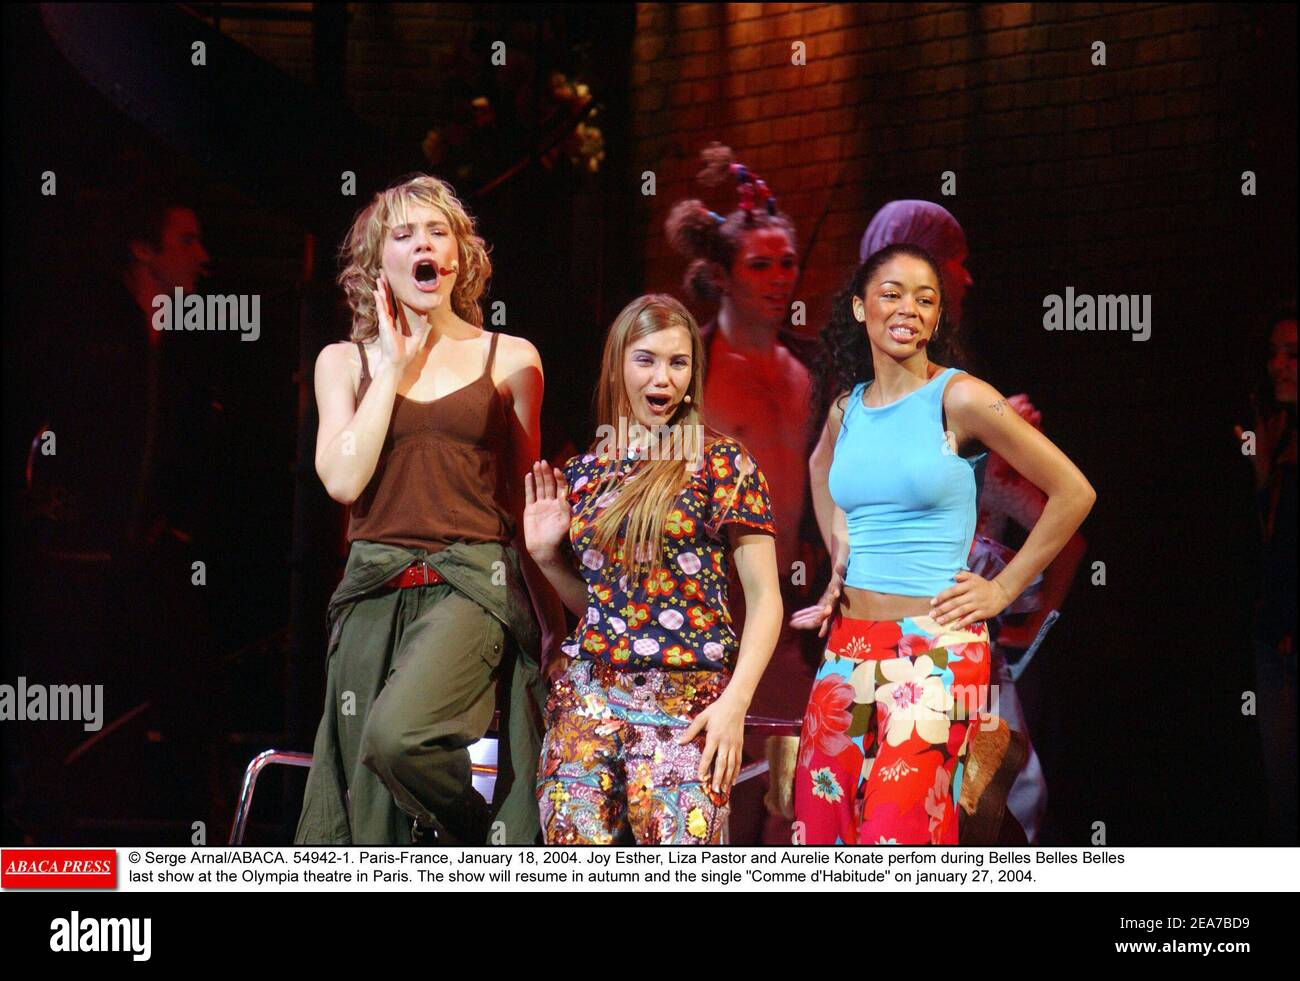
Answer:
[{"left": 296, "top": 174, "right": 565, "bottom": 845}]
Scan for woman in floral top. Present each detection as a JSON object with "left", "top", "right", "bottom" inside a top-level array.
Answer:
[{"left": 524, "top": 294, "right": 782, "bottom": 845}]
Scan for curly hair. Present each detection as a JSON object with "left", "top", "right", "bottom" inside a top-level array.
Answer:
[
  {"left": 813, "top": 243, "right": 968, "bottom": 418},
  {"left": 664, "top": 144, "right": 797, "bottom": 304},
  {"left": 337, "top": 173, "right": 491, "bottom": 341}
]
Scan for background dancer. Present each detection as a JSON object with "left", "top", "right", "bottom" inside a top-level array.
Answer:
[
  {"left": 665, "top": 144, "right": 822, "bottom": 843},
  {"left": 1235, "top": 304, "right": 1296, "bottom": 844}
]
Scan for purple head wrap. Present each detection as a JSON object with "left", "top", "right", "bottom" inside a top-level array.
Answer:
[{"left": 858, "top": 200, "right": 967, "bottom": 265}]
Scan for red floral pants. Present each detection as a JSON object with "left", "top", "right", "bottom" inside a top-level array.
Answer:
[{"left": 793, "top": 612, "right": 991, "bottom": 845}]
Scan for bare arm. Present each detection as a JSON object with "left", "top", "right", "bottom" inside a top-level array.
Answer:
[
  {"left": 809, "top": 411, "right": 838, "bottom": 556},
  {"left": 985, "top": 468, "right": 1087, "bottom": 647},
  {"left": 792, "top": 393, "right": 850, "bottom": 634},
  {"left": 830, "top": 502, "right": 850, "bottom": 577},
  {"left": 721, "top": 528, "right": 783, "bottom": 706},
  {"left": 523, "top": 462, "right": 589, "bottom": 618},
  {"left": 314, "top": 275, "right": 424, "bottom": 504},
  {"left": 498, "top": 337, "right": 570, "bottom": 651},
  {"left": 313, "top": 342, "right": 400, "bottom": 505},
  {"left": 529, "top": 545, "right": 589, "bottom": 619},
  {"left": 809, "top": 391, "right": 852, "bottom": 560},
  {"left": 678, "top": 526, "right": 782, "bottom": 792},
  {"left": 933, "top": 376, "right": 1096, "bottom": 628}
]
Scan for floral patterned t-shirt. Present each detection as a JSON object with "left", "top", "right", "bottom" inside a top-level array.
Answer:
[{"left": 559, "top": 436, "right": 777, "bottom": 673}]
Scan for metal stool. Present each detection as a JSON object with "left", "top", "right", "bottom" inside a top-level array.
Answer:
[
  {"left": 229, "top": 750, "right": 313, "bottom": 845},
  {"left": 228, "top": 740, "right": 500, "bottom": 845},
  {"left": 232, "top": 715, "right": 802, "bottom": 845}
]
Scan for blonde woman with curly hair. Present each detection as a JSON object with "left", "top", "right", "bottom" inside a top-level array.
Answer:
[
  {"left": 295, "top": 174, "right": 564, "bottom": 845},
  {"left": 524, "top": 294, "right": 783, "bottom": 844}
]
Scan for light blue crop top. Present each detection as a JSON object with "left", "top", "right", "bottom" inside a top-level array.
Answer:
[{"left": 828, "top": 367, "right": 986, "bottom": 596}]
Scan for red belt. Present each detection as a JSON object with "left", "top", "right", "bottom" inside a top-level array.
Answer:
[{"left": 385, "top": 561, "right": 446, "bottom": 589}]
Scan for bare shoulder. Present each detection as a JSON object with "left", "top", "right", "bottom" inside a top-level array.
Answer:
[
  {"left": 313, "top": 341, "right": 369, "bottom": 414},
  {"left": 491, "top": 333, "right": 544, "bottom": 410},
  {"left": 492, "top": 332, "right": 543, "bottom": 376},
  {"left": 316, "top": 340, "right": 362, "bottom": 382},
  {"left": 943, "top": 370, "right": 1003, "bottom": 416},
  {"left": 775, "top": 343, "right": 812, "bottom": 381}
]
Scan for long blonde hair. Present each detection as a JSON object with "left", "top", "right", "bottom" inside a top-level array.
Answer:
[
  {"left": 581, "top": 294, "right": 724, "bottom": 578},
  {"left": 338, "top": 173, "right": 491, "bottom": 341}
]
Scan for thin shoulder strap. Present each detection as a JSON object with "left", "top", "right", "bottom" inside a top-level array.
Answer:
[
  {"left": 355, "top": 341, "right": 371, "bottom": 383},
  {"left": 484, "top": 331, "right": 499, "bottom": 377}
]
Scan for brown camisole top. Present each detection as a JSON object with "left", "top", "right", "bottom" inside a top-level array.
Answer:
[{"left": 346, "top": 331, "right": 516, "bottom": 553}]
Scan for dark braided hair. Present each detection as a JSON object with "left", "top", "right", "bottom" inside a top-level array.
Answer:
[
  {"left": 814, "top": 243, "right": 968, "bottom": 420},
  {"left": 665, "top": 143, "right": 797, "bottom": 303}
]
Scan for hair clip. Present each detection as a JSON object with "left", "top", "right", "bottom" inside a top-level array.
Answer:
[
  {"left": 730, "top": 163, "right": 778, "bottom": 217},
  {"left": 698, "top": 204, "right": 725, "bottom": 225}
]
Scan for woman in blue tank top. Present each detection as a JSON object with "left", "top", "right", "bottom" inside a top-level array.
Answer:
[{"left": 789, "top": 243, "right": 1096, "bottom": 845}]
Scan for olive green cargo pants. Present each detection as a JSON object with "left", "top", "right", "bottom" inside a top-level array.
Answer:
[{"left": 295, "top": 580, "right": 531, "bottom": 845}]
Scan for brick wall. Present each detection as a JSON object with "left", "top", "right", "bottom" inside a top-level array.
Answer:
[
  {"left": 627, "top": 3, "right": 1287, "bottom": 358},
  {"left": 211, "top": 4, "right": 1293, "bottom": 390},
  {"left": 623, "top": 2, "right": 1295, "bottom": 845}
]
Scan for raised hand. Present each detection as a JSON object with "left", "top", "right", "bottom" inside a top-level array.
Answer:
[
  {"left": 373, "top": 274, "right": 424, "bottom": 371},
  {"left": 523, "top": 461, "right": 572, "bottom": 561}
]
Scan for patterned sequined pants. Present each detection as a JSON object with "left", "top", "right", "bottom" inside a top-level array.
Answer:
[{"left": 537, "top": 659, "right": 730, "bottom": 845}]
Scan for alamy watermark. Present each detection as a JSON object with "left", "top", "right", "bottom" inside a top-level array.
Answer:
[
  {"left": 152, "top": 288, "right": 261, "bottom": 342},
  {"left": 1043, "top": 288, "right": 1151, "bottom": 342},
  {"left": 1, "top": 677, "right": 103, "bottom": 731},
  {"left": 50, "top": 912, "right": 151, "bottom": 961},
  {"left": 594, "top": 418, "right": 706, "bottom": 471}
]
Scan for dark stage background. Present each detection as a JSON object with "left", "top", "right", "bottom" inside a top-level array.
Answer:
[{"left": 3, "top": 2, "right": 1295, "bottom": 846}]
